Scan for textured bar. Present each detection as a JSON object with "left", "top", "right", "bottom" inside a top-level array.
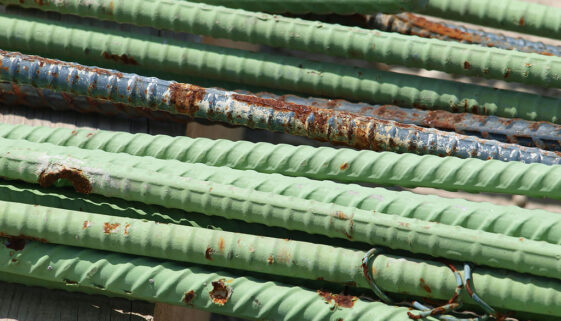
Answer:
[
  {"left": 2, "top": 14, "right": 561, "bottom": 123},
  {"left": 0, "top": 138, "right": 560, "bottom": 279},
  {"left": 421, "top": 0, "right": 561, "bottom": 40},
  {"left": 0, "top": 241, "right": 423, "bottom": 321},
  {"left": 2, "top": 123, "right": 561, "bottom": 245},
  {"left": 1, "top": 200, "right": 560, "bottom": 316},
  {"left": 372, "top": 13, "right": 561, "bottom": 57},
  {"left": 3, "top": 51, "right": 561, "bottom": 165},
  {"left": 3, "top": 0, "right": 561, "bottom": 88}
]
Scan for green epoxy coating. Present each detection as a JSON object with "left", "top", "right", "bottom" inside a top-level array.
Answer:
[
  {"left": 1, "top": 10, "right": 561, "bottom": 122},
  {"left": 0, "top": 138, "right": 560, "bottom": 280},
  {"left": 2, "top": 123, "right": 561, "bottom": 246}
]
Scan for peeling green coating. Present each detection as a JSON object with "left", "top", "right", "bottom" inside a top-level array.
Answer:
[
  {"left": 0, "top": 138, "right": 560, "bottom": 279},
  {"left": 0, "top": 241, "right": 428, "bottom": 321},
  {"left": 1, "top": 12, "right": 561, "bottom": 122},
  {"left": 422, "top": 0, "right": 561, "bottom": 40},
  {"left": 2, "top": 123, "right": 561, "bottom": 246},
  {"left": 1, "top": 201, "right": 561, "bottom": 316}
]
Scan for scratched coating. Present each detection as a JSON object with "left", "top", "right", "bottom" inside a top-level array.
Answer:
[{"left": 1, "top": 50, "right": 560, "bottom": 165}]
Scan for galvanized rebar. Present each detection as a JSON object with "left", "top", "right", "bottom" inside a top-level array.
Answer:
[
  {"left": 3, "top": 51, "right": 561, "bottom": 165},
  {"left": 3, "top": 123, "right": 561, "bottom": 246},
  {"left": 2, "top": 200, "right": 561, "bottom": 316},
  {"left": 1, "top": 138, "right": 560, "bottom": 279},
  {"left": 371, "top": 13, "right": 561, "bottom": 58},
  {"left": 4, "top": 0, "right": 561, "bottom": 89},
  {"left": 5, "top": 83, "right": 561, "bottom": 151},
  {"left": 420, "top": 0, "right": 561, "bottom": 40},
  {"left": 0, "top": 240, "right": 426, "bottom": 321},
  {"left": 1, "top": 14, "right": 561, "bottom": 123}
]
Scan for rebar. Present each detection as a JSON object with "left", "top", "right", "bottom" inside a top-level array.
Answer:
[
  {"left": 4, "top": 0, "right": 561, "bottom": 89},
  {"left": 1, "top": 14, "right": 561, "bottom": 123},
  {"left": 3, "top": 123, "right": 561, "bottom": 246},
  {"left": 2, "top": 201, "right": 561, "bottom": 317},
  {"left": 3, "top": 51, "right": 561, "bottom": 165},
  {"left": 372, "top": 13, "right": 561, "bottom": 58},
  {"left": 0, "top": 138, "right": 560, "bottom": 279},
  {"left": 420, "top": 0, "right": 561, "bottom": 40},
  {"left": 0, "top": 240, "right": 426, "bottom": 321}
]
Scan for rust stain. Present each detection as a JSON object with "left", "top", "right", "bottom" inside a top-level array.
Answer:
[
  {"left": 267, "top": 254, "right": 274, "bottom": 264},
  {"left": 209, "top": 279, "right": 232, "bottom": 305},
  {"left": 317, "top": 290, "right": 357, "bottom": 309},
  {"left": 169, "top": 83, "right": 205, "bottom": 116},
  {"left": 402, "top": 13, "right": 482, "bottom": 43},
  {"left": 103, "top": 223, "right": 120, "bottom": 234},
  {"left": 1, "top": 233, "right": 48, "bottom": 251},
  {"left": 38, "top": 166, "right": 92, "bottom": 194},
  {"left": 339, "top": 162, "right": 349, "bottom": 170},
  {"left": 102, "top": 52, "right": 139, "bottom": 65},
  {"left": 124, "top": 224, "right": 131, "bottom": 235},
  {"left": 205, "top": 247, "right": 213, "bottom": 260},
  {"left": 463, "top": 61, "right": 471, "bottom": 70},
  {"left": 519, "top": 16, "right": 525, "bottom": 26},
  {"left": 504, "top": 68, "right": 511, "bottom": 78},
  {"left": 218, "top": 237, "right": 225, "bottom": 252},
  {"left": 183, "top": 290, "right": 196, "bottom": 305},
  {"left": 419, "top": 278, "right": 432, "bottom": 294},
  {"left": 83, "top": 221, "right": 92, "bottom": 229},
  {"left": 335, "top": 211, "right": 347, "bottom": 220}
]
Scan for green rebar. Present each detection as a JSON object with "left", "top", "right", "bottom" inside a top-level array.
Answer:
[
  {"left": 4, "top": 0, "right": 561, "bottom": 89},
  {"left": 2, "top": 200, "right": 561, "bottom": 316},
  {"left": 1, "top": 12, "right": 561, "bottom": 122},
  {"left": 0, "top": 138, "right": 560, "bottom": 279},
  {"left": 421, "top": 0, "right": 561, "bottom": 40},
  {"left": 1, "top": 240, "right": 428, "bottom": 321},
  {"left": 2, "top": 123, "right": 561, "bottom": 246}
]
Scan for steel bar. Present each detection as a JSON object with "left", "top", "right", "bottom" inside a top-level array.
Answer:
[
  {"left": 1, "top": 15, "right": 561, "bottom": 123},
  {"left": 1, "top": 139, "right": 561, "bottom": 279},
  {"left": 0, "top": 241, "right": 426, "bottom": 321},
  {"left": 3, "top": 51, "right": 561, "bottom": 165},
  {"left": 420, "top": 0, "right": 561, "bottom": 40},
  {"left": 4, "top": 1, "right": 561, "bottom": 89},
  {"left": 5, "top": 83, "right": 561, "bottom": 152},
  {"left": 2, "top": 201, "right": 561, "bottom": 317},
  {"left": 2, "top": 123, "right": 561, "bottom": 245},
  {"left": 372, "top": 13, "right": 561, "bottom": 58}
]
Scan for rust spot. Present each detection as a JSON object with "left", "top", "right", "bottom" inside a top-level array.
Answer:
[
  {"left": 402, "top": 13, "right": 482, "bottom": 43},
  {"left": 504, "top": 68, "right": 511, "bottom": 78},
  {"left": 419, "top": 278, "right": 432, "bottom": 293},
  {"left": 102, "top": 52, "right": 139, "bottom": 65},
  {"left": 218, "top": 237, "right": 225, "bottom": 252},
  {"left": 205, "top": 247, "right": 213, "bottom": 260},
  {"left": 317, "top": 290, "right": 357, "bottom": 309},
  {"left": 339, "top": 162, "right": 349, "bottom": 170},
  {"left": 83, "top": 221, "right": 92, "bottom": 229},
  {"left": 124, "top": 224, "right": 131, "bottom": 235},
  {"left": 183, "top": 290, "right": 196, "bottom": 305},
  {"left": 519, "top": 16, "right": 525, "bottom": 26},
  {"left": 103, "top": 223, "right": 120, "bottom": 234},
  {"left": 38, "top": 166, "right": 92, "bottom": 194},
  {"left": 267, "top": 255, "right": 274, "bottom": 264},
  {"left": 64, "top": 279, "right": 78, "bottom": 285},
  {"left": 169, "top": 83, "right": 205, "bottom": 116},
  {"left": 463, "top": 61, "right": 471, "bottom": 70},
  {"left": 1, "top": 233, "right": 48, "bottom": 252},
  {"left": 335, "top": 211, "right": 347, "bottom": 220},
  {"left": 209, "top": 279, "right": 232, "bottom": 305}
]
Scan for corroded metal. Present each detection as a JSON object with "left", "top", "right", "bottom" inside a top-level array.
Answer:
[{"left": 2, "top": 50, "right": 561, "bottom": 165}]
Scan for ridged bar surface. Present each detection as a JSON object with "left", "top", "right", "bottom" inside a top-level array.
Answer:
[
  {"left": 3, "top": 0, "right": 561, "bottom": 88},
  {"left": 0, "top": 138, "right": 560, "bottom": 279},
  {"left": 422, "top": 0, "right": 561, "bottom": 40},
  {"left": 1, "top": 200, "right": 560, "bottom": 316},
  {"left": 0, "top": 241, "right": 424, "bottom": 321},
  {"left": 372, "top": 13, "right": 561, "bottom": 58},
  {"left": 3, "top": 51, "right": 561, "bottom": 164},
  {"left": 1, "top": 14, "right": 561, "bottom": 123},
  {"left": 2, "top": 123, "right": 561, "bottom": 245},
  {"left": 4, "top": 83, "right": 561, "bottom": 151}
]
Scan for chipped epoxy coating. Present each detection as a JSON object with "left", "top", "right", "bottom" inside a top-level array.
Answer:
[{"left": 1, "top": 50, "right": 559, "bottom": 164}]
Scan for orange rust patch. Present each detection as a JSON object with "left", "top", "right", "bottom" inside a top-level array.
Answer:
[
  {"left": 519, "top": 16, "right": 525, "bottom": 26},
  {"left": 102, "top": 52, "right": 139, "bottom": 65},
  {"left": 335, "top": 211, "right": 347, "bottom": 220},
  {"left": 124, "top": 224, "right": 131, "bottom": 235},
  {"left": 205, "top": 247, "right": 213, "bottom": 260},
  {"left": 183, "top": 290, "right": 196, "bottom": 305},
  {"left": 403, "top": 13, "right": 482, "bottom": 43},
  {"left": 103, "top": 223, "right": 120, "bottom": 234},
  {"left": 504, "top": 68, "right": 511, "bottom": 78},
  {"left": 168, "top": 83, "right": 205, "bottom": 116},
  {"left": 209, "top": 279, "right": 232, "bottom": 305},
  {"left": 339, "top": 162, "right": 349, "bottom": 170},
  {"left": 267, "top": 255, "right": 274, "bottom": 265},
  {"left": 317, "top": 290, "right": 357, "bottom": 309},
  {"left": 218, "top": 237, "right": 225, "bottom": 252},
  {"left": 419, "top": 278, "right": 432, "bottom": 294},
  {"left": 1, "top": 233, "right": 48, "bottom": 251},
  {"left": 463, "top": 61, "right": 471, "bottom": 70},
  {"left": 38, "top": 166, "right": 92, "bottom": 194},
  {"left": 83, "top": 221, "right": 92, "bottom": 229}
]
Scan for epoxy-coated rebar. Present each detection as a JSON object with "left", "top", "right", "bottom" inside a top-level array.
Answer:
[
  {"left": 3, "top": 123, "right": 561, "bottom": 246},
  {"left": 0, "top": 241, "right": 426, "bottom": 321},
  {"left": 3, "top": 51, "right": 561, "bottom": 165},
  {"left": 1, "top": 138, "right": 560, "bottom": 279},
  {"left": 4, "top": 0, "right": 561, "bottom": 89},
  {"left": 2, "top": 200, "right": 561, "bottom": 316},
  {"left": 2, "top": 15, "right": 561, "bottom": 123},
  {"left": 372, "top": 13, "right": 561, "bottom": 58},
  {"left": 421, "top": 0, "right": 561, "bottom": 40}
]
